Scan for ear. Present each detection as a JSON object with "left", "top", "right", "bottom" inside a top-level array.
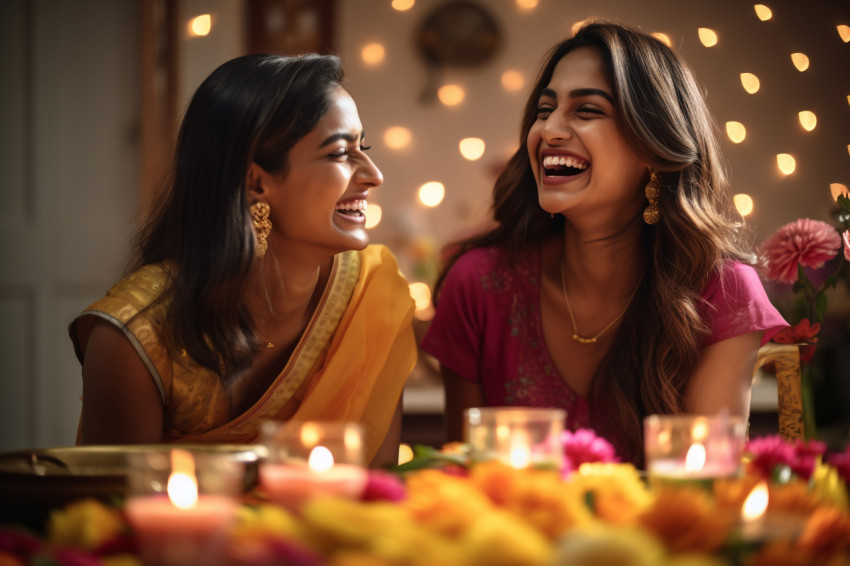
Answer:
[{"left": 245, "top": 162, "right": 267, "bottom": 200}]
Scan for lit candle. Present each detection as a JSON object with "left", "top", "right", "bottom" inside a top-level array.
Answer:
[
  {"left": 464, "top": 407, "right": 565, "bottom": 470},
  {"left": 125, "top": 450, "right": 238, "bottom": 566},
  {"left": 738, "top": 481, "right": 805, "bottom": 544},
  {"left": 259, "top": 444, "right": 368, "bottom": 510}
]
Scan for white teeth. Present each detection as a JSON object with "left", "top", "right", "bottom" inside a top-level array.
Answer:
[
  {"left": 336, "top": 199, "right": 367, "bottom": 212},
  {"left": 542, "top": 155, "right": 588, "bottom": 170}
]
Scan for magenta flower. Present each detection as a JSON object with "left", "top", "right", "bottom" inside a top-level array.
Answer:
[
  {"left": 561, "top": 428, "right": 619, "bottom": 474},
  {"left": 360, "top": 470, "right": 407, "bottom": 502},
  {"left": 789, "top": 438, "right": 827, "bottom": 480},
  {"left": 772, "top": 319, "right": 819, "bottom": 363},
  {"left": 760, "top": 218, "right": 841, "bottom": 283},
  {"left": 745, "top": 435, "right": 796, "bottom": 479}
]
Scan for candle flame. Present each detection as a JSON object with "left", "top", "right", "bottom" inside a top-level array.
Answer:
[
  {"left": 742, "top": 481, "right": 769, "bottom": 520},
  {"left": 167, "top": 449, "right": 198, "bottom": 509},
  {"left": 684, "top": 443, "right": 707, "bottom": 472},
  {"left": 308, "top": 446, "right": 334, "bottom": 473},
  {"left": 509, "top": 443, "right": 531, "bottom": 469}
]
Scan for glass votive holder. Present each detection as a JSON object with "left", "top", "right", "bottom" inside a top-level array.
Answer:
[
  {"left": 464, "top": 407, "right": 566, "bottom": 469},
  {"left": 644, "top": 413, "right": 747, "bottom": 490},
  {"left": 124, "top": 448, "right": 244, "bottom": 566},
  {"left": 259, "top": 420, "right": 368, "bottom": 511}
]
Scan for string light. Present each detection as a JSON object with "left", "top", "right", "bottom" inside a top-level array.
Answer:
[
  {"left": 384, "top": 126, "right": 412, "bottom": 150},
  {"left": 740, "top": 73, "right": 760, "bottom": 94},
  {"left": 418, "top": 182, "right": 446, "bottom": 207},
  {"left": 798, "top": 111, "right": 817, "bottom": 132},
  {"left": 459, "top": 138, "right": 486, "bottom": 161},
  {"left": 791, "top": 53, "right": 809, "bottom": 72},
  {"left": 698, "top": 28, "right": 718, "bottom": 47},
  {"left": 734, "top": 194, "right": 754, "bottom": 216},
  {"left": 361, "top": 43, "right": 386, "bottom": 66},
  {"left": 726, "top": 121, "right": 747, "bottom": 143},
  {"left": 776, "top": 153, "right": 796, "bottom": 175},
  {"left": 438, "top": 85, "right": 465, "bottom": 106},
  {"left": 188, "top": 14, "right": 211, "bottom": 37},
  {"left": 753, "top": 4, "right": 773, "bottom": 21}
]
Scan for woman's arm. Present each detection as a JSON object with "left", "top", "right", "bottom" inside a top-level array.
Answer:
[
  {"left": 371, "top": 398, "right": 403, "bottom": 468},
  {"left": 79, "top": 319, "right": 164, "bottom": 444},
  {"left": 684, "top": 331, "right": 762, "bottom": 419},
  {"left": 441, "top": 365, "right": 485, "bottom": 444}
]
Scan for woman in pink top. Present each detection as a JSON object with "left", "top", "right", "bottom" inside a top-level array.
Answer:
[{"left": 422, "top": 22, "right": 787, "bottom": 465}]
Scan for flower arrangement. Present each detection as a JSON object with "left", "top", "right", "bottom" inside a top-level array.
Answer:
[
  {"left": 2, "top": 431, "right": 849, "bottom": 566},
  {"left": 758, "top": 193, "right": 850, "bottom": 434}
]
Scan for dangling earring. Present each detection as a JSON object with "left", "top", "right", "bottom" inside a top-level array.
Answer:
[
  {"left": 643, "top": 172, "right": 661, "bottom": 225},
  {"left": 250, "top": 202, "right": 271, "bottom": 258}
]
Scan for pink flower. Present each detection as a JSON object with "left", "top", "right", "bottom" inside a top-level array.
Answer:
[
  {"left": 826, "top": 444, "right": 850, "bottom": 485},
  {"left": 789, "top": 438, "right": 827, "bottom": 480},
  {"left": 843, "top": 230, "right": 850, "bottom": 261},
  {"left": 561, "top": 428, "right": 619, "bottom": 474},
  {"left": 745, "top": 435, "right": 796, "bottom": 478},
  {"left": 360, "top": 470, "right": 407, "bottom": 502},
  {"left": 760, "top": 219, "right": 841, "bottom": 283}
]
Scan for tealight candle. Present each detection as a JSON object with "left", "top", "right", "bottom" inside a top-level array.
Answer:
[
  {"left": 125, "top": 449, "right": 243, "bottom": 566},
  {"left": 738, "top": 480, "right": 806, "bottom": 544},
  {"left": 644, "top": 413, "right": 747, "bottom": 491},
  {"left": 464, "top": 407, "right": 566, "bottom": 469},
  {"left": 259, "top": 421, "right": 368, "bottom": 511}
]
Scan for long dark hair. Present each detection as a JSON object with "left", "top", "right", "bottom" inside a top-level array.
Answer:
[
  {"left": 436, "top": 22, "right": 754, "bottom": 463},
  {"left": 132, "top": 53, "right": 344, "bottom": 381}
]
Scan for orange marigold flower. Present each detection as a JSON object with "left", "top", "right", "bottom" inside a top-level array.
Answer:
[
  {"left": 745, "top": 540, "right": 816, "bottom": 566},
  {"left": 402, "top": 469, "right": 493, "bottom": 538},
  {"left": 797, "top": 506, "right": 850, "bottom": 556},
  {"left": 768, "top": 482, "right": 821, "bottom": 516},
  {"left": 637, "top": 487, "right": 733, "bottom": 554}
]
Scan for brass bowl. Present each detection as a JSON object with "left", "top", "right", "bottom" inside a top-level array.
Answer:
[{"left": 0, "top": 444, "right": 262, "bottom": 530}]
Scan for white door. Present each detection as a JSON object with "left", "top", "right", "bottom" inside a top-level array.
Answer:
[{"left": 0, "top": 0, "right": 139, "bottom": 451}]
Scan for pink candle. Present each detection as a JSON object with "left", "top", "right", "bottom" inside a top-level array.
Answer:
[
  {"left": 259, "top": 461, "right": 367, "bottom": 510},
  {"left": 126, "top": 494, "right": 237, "bottom": 566}
]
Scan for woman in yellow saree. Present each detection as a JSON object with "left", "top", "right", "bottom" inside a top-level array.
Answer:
[{"left": 69, "top": 54, "right": 415, "bottom": 467}]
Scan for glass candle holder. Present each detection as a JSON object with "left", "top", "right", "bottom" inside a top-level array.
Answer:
[
  {"left": 464, "top": 407, "right": 566, "bottom": 469},
  {"left": 124, "top": 448, "right": 244, "bottom": 566},
  {"left": 259, "top": 420, "right": 368, "bottom": 511},
  {"left": 644, "top": 413, "right": 747, "bottom": 490}
]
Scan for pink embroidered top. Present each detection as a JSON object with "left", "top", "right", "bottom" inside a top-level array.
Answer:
[{"left": 421, "top": 245, "right": 788, "bottom": 461}]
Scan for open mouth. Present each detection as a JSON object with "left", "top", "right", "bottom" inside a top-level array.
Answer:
[
  {"left": 542, "top": 155, "right": 589, "bottom": 177},
  {"left": 335, "top": 199, "right": 367, "bottom": 219}
]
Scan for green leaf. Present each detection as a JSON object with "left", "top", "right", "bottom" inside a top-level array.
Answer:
[
  {"left": 837, "top": 194, "right": 850, "bottom": 211},
  {"left": 824, "top": 274, "right": 838, "bottom": 290}
]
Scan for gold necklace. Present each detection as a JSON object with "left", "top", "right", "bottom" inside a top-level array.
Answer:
[{"left": 559, "top": 260, "right": 641, "bottom": 345}]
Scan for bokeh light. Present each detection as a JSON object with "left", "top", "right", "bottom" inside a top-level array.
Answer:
[
  {"left": 698, "top": 28, "right": 718, "bottom": 47},
  {"left": 798, "top": 111, "right": 817, "bottom": 132},
  {"left": 501, "top": 70, "right": 525, "bottom": 92},
  {"left": 733, "top": 194, "right": 754, "bottom": 216},
  {"left": 437, "top": 84, "right": 465, "bottom": 106},
  {"left": 391, "top": 0, "right": 415, "bottom": 10},
  {"left": 516, "top": 0, "right": 538, "bottom": 9},
  {"left": 383, "top": 126, "right": 412, "bottom": 150},
  {"left": 398, "top": 443, "right": 414, "bottom": 465},
  {"left": 652, "top": 32, "right": 672, "bottom": 47},
  {"left": 188, "top": 14, "right": 211, "bottom": 36},
  {"left": 725, "top": 121, "right": 747, "bottom": 143},
  {"left": 837, "top": 25, "right": 850, "bottom": 43},
  {"left": 361, "top": 43, "right": 386, "bottom": 66},
  {"left": 753, "top": 4, "right": 773, "bottom": 21},
  {"left": 791, "top": 53, "right": 809, "bottom": 72},
  {"left": 459, "top": 137, "right": 486, "bottom": 161},
  {"left": 364, "top": 203, "right": 382, "bottom": 229},
  {"left": 740, "top": 73, "right": 760, "bottom": 94},
  {"left": 777, "top": 153, "right": 796, "bottom": 175},
  {"left": 418, "top": 182, "right": 446, "bottom": 207}
]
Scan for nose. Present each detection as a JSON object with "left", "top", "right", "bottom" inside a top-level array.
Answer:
[
  {"left": 358, "top": 154, "right": 383, "bottom": 189},
  {"left": 541, "top": 112, "right": 573, "bottom": 144}
]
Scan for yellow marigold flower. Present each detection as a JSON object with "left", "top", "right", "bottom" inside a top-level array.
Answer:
[
  {"left": 797, "top": 505, "right": 850, "bottom": 556},
  {"left": 666, "top": 554, "right": 730, "bottom": 566},
  {"left": 745, "top": 540, "right": 816, "bottom": 566},
  {"left": 469, "top": 462, "right": 592, "bottom": 539},
  {"left": 46, "top": 498, "right": 124, "bottom": 550},
  {"left": 460, "top": 509, "right": 553, "bottom": 566},
  {"left": 230, "top": 503, "right": 300, "bottom": 541},
  {"left": 402, "top": 469, "right": 494, "bottom": 538},
  {"left": 327, "top": 552, "right": 395, "bottom": 566},
  {"left": 769, "top": 482, "right": 821, "bottom": 515},
  {"left": 810, "top": 463, "right": 850, "bottom": 512},
  {"left": 552, "top": 525, "right": 666, "bottom": 566},
  {"left": 569, "top": 463, "right": 652, "bottom": 526},
  {"left": 637, "top": 487, "right": 733, "bottom": 554}
]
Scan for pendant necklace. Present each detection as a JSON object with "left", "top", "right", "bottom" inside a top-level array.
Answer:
[{"left": 560, "top": 259, "right": 641, "bottom": 345}]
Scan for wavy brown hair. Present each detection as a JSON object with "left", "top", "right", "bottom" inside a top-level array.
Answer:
[
  {"left": 435, "top": 22, "right": 755, "bottom": 464},
  {"left": 131, "top": 53, "right": 344, "bottom": 382}
]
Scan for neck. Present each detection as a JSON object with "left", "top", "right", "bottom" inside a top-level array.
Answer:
[
  {"left": 245, "top": 251, "right": 328, "bottom": 326},
  {"left": 560, "top": 218, "right": 645, "bottom": 295}
]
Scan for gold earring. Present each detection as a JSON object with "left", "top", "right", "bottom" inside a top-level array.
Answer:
[
  {"left": 250, "top": 202, "right": 271, "bottom": 258},
  {"left": 643, "top": 172, "right": 661, "bottom": 225}
]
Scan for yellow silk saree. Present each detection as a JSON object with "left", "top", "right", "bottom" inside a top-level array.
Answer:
[{"left": 70, "top": 245, "right": 416, "bottom": 462}]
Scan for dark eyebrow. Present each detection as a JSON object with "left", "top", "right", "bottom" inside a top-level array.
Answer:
[
  {"left": 538, "top": 87, "right": 614, "bottom": 104},
  {"left": 319, "top": 131, "right": 365, "bottom": 148}
]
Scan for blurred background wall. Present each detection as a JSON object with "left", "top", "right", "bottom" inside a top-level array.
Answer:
[{"left": 1, "top": 0, "right": 848, "bottom": 451}]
